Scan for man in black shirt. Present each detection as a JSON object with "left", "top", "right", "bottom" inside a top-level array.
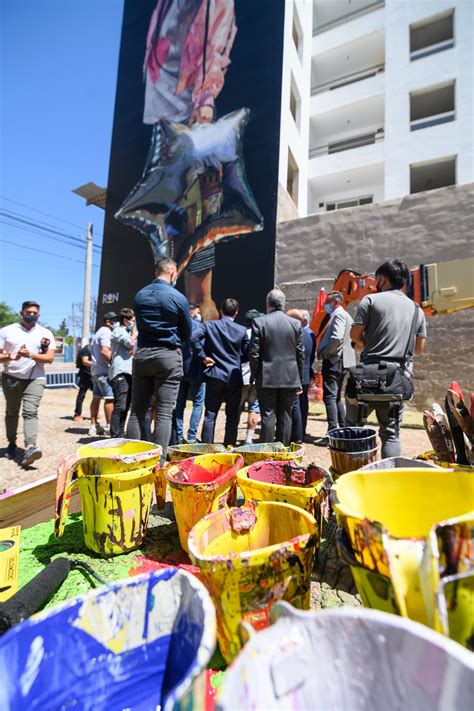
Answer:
[
  {"left": 132, "top": 258, "right": 193, "bottom": 460},
  {"left": 73, "top": 343, "right": 92, "bottom": 421}
]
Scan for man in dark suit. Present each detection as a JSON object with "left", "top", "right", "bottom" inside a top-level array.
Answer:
[
  {"left": 249, "top": 289, "right": 304, "bottom": 445},
  {"left": 191, "top": 298, "right": 249, "bottom": 446}
]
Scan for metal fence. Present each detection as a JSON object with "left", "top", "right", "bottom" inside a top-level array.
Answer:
[{"left": 45, "top": 371, "right": 78, "bottom": 389}]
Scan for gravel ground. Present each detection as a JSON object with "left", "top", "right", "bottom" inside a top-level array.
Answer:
[{"left": 0, "top": 387, "right": 432, "bottom": 491}]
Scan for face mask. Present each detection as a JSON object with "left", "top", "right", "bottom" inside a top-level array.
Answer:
[
  {"left": 324, "top": 304, "right": 333, "bottom": 314},
  {"left": 195, "top": 314, "right": 202, "bottom": 322},
  {"left": 171, "top": 277, "right": 177, "bottom": 288},
  {"left": 126, "top": 323, "right": 134, "bottom": 333},
  {"left": 23, "top": 314, "right": 38, "bottom": 324}
]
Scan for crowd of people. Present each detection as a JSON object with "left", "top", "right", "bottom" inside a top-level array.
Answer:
[{"left": 0, "top": 258, "right": 426, "bottom": 466}]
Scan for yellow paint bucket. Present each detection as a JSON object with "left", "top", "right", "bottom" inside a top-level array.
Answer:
[
  {"left": 55, "top": 439, "right": 162, "bottom": 555},
  {"left": 168, "top": 443, "right": 226, "bottom": 461},
  {"left": 188, "top": 501, "right": 318, "bottom": 663},
  {"left": 164, "top": 453, "right": 243, "bottom": 553},
  {"left": 417, "top": 450, "right": 474, "bottom": 473},
  {"left": 332, "top": 469, "right": 474, "bottom": 646},
  {"left": 233, "top": 442, "right": 305, "bottom": 466},
  {"left": 237, "top": 461, "right": 329, "bottom": 528}
]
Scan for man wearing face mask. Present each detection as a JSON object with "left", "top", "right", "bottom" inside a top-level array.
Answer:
[
  {"left": 0, "top": 300, "right": 56, "bottom": 465},
  {"left": 109, "top": 308, "right": 137, "bottom": 438},
  {"left": 315, "top": 291, "right": 355, "bottom": 446},
  {"left": 346, "top": 259, "right": 427, "bottom": 457},
  {"left": 132, "top": 258, "right": 193, "bottom": 461}
]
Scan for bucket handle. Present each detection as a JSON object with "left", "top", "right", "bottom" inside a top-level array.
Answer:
[
  {"left": 153, "top": 464, "right": 167, "bottom": 510},
  {"left": 55, "top": 474, "right": 80, "bottom": 538},
  {"left": 55, "top": 453, "right": 85, "bottom": 538}
]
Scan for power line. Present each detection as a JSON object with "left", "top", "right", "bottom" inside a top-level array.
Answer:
[
  {"left": 0, "top": 218, "right": 102, "bottom": 254},
  {"left": 0, "top": 194, "right": 105, "bottom": 238},
  {"left": 0, "top": 209, "right": 103, "bottom": 250},
  {"left": 0, "top": 238, "right": 101, "bottom": 268}
]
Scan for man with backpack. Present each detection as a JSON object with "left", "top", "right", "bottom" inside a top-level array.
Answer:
[{"left": 346, "top": 260, "right": 427, "bottom": 457}]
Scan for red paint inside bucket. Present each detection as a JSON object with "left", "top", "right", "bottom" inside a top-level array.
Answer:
[{"left": 247, "top": 462, "right": 325, "bottom": 487}]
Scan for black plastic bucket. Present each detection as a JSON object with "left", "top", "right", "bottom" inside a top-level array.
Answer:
[{"left": 328, "top": 427, "right": 377, "bottom": 453}]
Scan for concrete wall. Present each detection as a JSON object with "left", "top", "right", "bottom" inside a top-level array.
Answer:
[{"left": 275, "top": 182, "right": 474, "bottom": 408}]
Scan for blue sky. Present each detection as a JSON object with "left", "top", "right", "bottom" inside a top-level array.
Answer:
[{"left": 0, "top": 0, "right": 124, "bottom": 329}]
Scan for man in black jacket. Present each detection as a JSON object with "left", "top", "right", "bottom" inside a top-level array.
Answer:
[
  {"left": 191, "top": 298, "right": 249, "bottom": 447},
  {"left": 250, "top": 289, "right": 304, "bottom": 446}
]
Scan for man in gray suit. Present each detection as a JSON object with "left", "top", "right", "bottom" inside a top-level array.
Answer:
[
  {"left": 249, "top": 289, "right": 304, "bottom": 445},
  {"left": 316, "top": 290, "right": 355, "bottom": 446}
]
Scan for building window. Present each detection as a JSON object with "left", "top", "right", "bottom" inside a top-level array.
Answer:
[
  {"left": 410, "top": 156, "right": 456, "bottom": 194},
  {"left": 289, "top": 75, "right": 301, "bottom": 131},
  {"left": 325, "top": 196, "right": 373, "bottom": 211},
  {"left": 287, "top": 148, "right": 299, "bottom": 205},
  {"left": 292, "top": 6, "right": 303, "bottom": 62},
  {"left": 410, "top": 10, "right": 454, "bottom": 61},
  {"left": 410, "top": 81, "right": 455, "bottom": 131}
]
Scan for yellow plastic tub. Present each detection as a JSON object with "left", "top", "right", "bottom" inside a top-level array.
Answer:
[
  {"left": 237, "top": 461, "right": 329, "bottom": 524},
  {"left": 164, "top": 453, "right": 243, "bottom": 553},
  {"left": 188, "top": 501, "right": 318, "bottom": 663},
  {"left": 55, "top": 439, "right": 162, "bottom": 554},
  {"left": 332, "top": 468, "right": 474, "bottom": 646},
  {"left": 233, "top": 442, "right": 305, "bottom": 466}
]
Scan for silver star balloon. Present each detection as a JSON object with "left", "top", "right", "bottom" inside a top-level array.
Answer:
[{"left": 115, "top": 107, "right": 263, "bottom": 274}]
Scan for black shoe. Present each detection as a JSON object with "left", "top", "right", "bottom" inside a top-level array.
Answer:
[
  {"left": 314, "top": 437, "right": 329, "bottom": 447},
  {"left": 4, "top": 443, "right": 17, "bottom": 459},
  {"left": 21, "top": 446, "right": 43, "bottom": 467}
]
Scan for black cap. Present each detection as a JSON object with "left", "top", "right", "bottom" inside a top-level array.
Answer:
[{"left": 103, "top": 311, "right": 118, "bottom": 321}]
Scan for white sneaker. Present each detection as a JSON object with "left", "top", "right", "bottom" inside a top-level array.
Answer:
[
  {"left": 88, "top": 424, "right": 99, "bottom": 436},
  {"left": 101, "top": 425, "right": 111, "bottom": 437}
]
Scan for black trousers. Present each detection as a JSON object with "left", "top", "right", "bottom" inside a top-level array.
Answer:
[
  {"left": 201, "top": 377, "right": 242, "bottom": 447},
  {"left": 129, "top": 348, "right": 183, "bottom": 462},
  {"left": 257, "top": 387, "right": 298, "bottom": 446},
  {"left": 322, "top": 359, "right": 346, "bottom": 432},
  {"left": 110, "top": 373, "right": 132, "bottom": 438},
  {"left": 291, "top": 383, "right": 310, "bottom": 443},
  {"left": 74, "top": 372, "right": 92, "bottom": 416}
]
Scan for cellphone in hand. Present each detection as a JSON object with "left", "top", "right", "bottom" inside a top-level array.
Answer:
[{"left": 40, "top": 338, "right": 50, "bottom": 354}]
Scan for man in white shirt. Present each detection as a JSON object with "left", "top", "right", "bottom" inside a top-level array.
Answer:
[{"left": 0, "top": 300, "right": 56, "bottom": 466}]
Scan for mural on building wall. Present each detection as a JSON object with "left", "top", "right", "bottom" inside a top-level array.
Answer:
[{"left": 98, "top": 0, "right": 285, "bottom": 321}]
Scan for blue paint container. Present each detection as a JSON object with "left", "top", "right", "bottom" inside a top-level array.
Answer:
[{"left": 0, "top": 569, "right": 216, "bottom": 710}]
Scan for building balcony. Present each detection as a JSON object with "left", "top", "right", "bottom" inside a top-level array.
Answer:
[
  {"left": 308, "top": 162, "right": 384, "bottom": 214},
  {"left": 308, "top": 136, "right": 384, "bottom": 180},
  {"left": 312, "top": 2, "right": 384, "bottom": 55},
  {"left": 311, "top": 70, "right": 384, "bottom": 115},
  {"left": 313, "top": 0, "right": 385, "bottom": 36}
]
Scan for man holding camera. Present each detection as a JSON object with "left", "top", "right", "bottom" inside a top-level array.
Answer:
[{"left": 0, "top": 300, "right": 56, "bottom": 466}]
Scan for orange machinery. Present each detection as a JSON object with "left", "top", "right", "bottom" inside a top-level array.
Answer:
[{"left": 310, "top": 257, "right": 474, "bottom": 345}]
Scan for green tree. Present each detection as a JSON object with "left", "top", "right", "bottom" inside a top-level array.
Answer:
[
  {"left": 0, "top": 302, "right": 18, "bottom": 327},
  {"left": 56, "top": 318, "right": 69, "bottom": 337}
]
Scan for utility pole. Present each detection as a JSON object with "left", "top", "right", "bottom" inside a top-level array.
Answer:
[
  {"left": 72, "top": 302, "right": 77, "bottom": 363},
  {"left": 82, "top": 223, "right": 93, "bottom": 346}
]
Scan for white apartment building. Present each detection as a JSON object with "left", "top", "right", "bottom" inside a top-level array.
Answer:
[{"left": 278, "top": 0, "right": 474, "bottom": 217}]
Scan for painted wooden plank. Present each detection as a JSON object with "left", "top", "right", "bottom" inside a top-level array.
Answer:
[{"left": 0, "top": 475, "right": 81, "bottom": 529}]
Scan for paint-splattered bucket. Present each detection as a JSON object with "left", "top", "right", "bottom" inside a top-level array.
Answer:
[
  {"left": 0, "top": 569, "right": 216, "bottom": 711},
  {"left": 233, "top": 442, "right": 305, "bottom": 466},
  {"left": 332, "top": 469, "right": 474, "bottom": 647},
  {"left": 237, "top": 461, "right": 330, "bottom": 528},
  {"left": 168, "top": 443, "right": 227, "bottom": 461},
  {"left": 216, "top": 603, "right": 474, "bottom": 710},
  {"left": 164, "top": 453, "right": 243, "bottom": 553},
  {"left": 55, "top": 439, "right": 162, "bottom": 556},
  {"left": 417, "top": 450, "right": 474, "bottom": 473},
  {"left": 360, "top": 456, "right": 442, "bottom": 470},
  {"left": 188, "top": 501, "right": 318, "bottom": 663}
]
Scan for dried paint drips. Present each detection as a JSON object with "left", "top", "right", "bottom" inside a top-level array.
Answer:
[{"left": 229, "top": 507, "right": 257, "bottom": 534}]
